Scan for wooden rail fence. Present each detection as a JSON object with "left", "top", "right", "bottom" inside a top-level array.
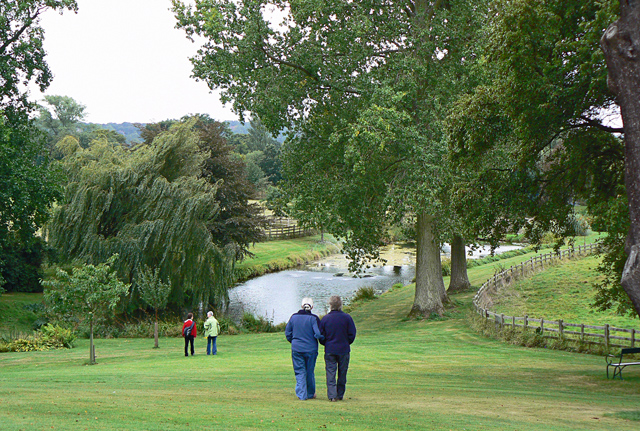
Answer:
[
  {"left": 263, "top": 217, "right": 315, "bottom": 241},
  {"left": 473, "top": 243, "right": 640, "bottom": 349}
]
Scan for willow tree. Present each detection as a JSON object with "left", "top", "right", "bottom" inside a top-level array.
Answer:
[
  {"left": 173, "top": 0, "right": 486, "bottom": 317},
  {"left": 46, "top": 122, "right": 235, "bottom": 310}
]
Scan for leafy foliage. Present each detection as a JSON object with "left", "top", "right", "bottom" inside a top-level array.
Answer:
[
  {"left": 0, "top": 1, "right": 78, "bottom": 110},
  {"left": 136, "top": 114, "right": 267, "bottom": 260},
  {"left": 46, "top": 121, "right": 235, "bottom": 310},
  {"left": 0, "top": 110, "right": 62, "bottom": 293},
  {"left": 136, "top": 265, "right": 171, "bottom": 317},
  {"left": 445, "top": 0, "right": 636, "bottom": 314},
  {"left": 43, "top": 255, "right": 129, "bottom": 362},
  {"left": 0, "top": 324, "right": 76, "bottom": 352},
  {"left": 172, "top": 0, "right": 488, "bottom": 316},
  {"left": 43, "top": 256, "right": 130, "bottom": 324}
]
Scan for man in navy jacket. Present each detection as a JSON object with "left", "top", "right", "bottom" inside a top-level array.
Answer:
[
  {"left": 285, "top": 297, "right": 324, "bottom": 400},
  {"left": 319, "top": 295, "right": 357, "bottom": 401}
]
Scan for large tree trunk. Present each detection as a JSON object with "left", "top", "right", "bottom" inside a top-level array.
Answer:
[
  {"left": 409, "top": 212, "right": 448, "bottom": 317},
  {"left": 601, "top": 1, "right": 640, "bottom": 316},
  {"left": 448, "top": 234, "right": 470, "bottom": 292}
]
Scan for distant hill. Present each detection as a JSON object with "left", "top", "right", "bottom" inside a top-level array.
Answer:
[
  {"left": 99, "top": 122, "right": 143, "bottom": 144},
  {"left": 87, "top": 120, "right": 284, "bottom": 145}
]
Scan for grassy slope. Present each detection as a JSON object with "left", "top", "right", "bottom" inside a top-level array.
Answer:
[
  {"left": 234, "top": 234, "right": 340, "bottom": 280},
  {"left": 0, "top": 292, "right": 42, "bottom": 335},
  {"left": 492, "top": 255, "right": 640, "bottom": 328},
  {"left": 1, "top": 252, "right": 640, "bottom": 430}
]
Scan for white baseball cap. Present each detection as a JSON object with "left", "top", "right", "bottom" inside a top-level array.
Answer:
[{"left": 301, "top": 297, "right": 314, "bottom": 310}]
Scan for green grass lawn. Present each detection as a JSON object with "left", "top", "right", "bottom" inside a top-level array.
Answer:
[
  {"left": 3, "top": 253, "right": 640, "bottom": 430},
  {"left": 234, "top": 234, "right": 340, "bottom": 281},
  {"left": 236, "top": 234, "right": 339, "bottom": 269},
  {"left": 491, "top": 255, "right": 640, "bottom": 329}
]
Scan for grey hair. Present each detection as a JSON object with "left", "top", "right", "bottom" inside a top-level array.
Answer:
[
  {"left": 207, "top": 311, "right": 214, "bottom": 317},
  {"left": 329, "top": 295, "right": 342, "bottom": 311}
]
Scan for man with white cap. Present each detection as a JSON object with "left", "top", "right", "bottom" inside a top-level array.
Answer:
[{"left": 285, "top": 297, "right": 324, "bottom": 400}]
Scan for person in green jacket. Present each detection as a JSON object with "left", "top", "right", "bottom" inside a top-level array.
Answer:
[{"left": 204, "top": 311, "right": 221, "bottom": 355}]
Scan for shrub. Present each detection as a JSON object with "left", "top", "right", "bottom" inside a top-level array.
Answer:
[
  {"left": 39, "top": 324, "right": 76, "bottom": 348},
  {"left": 351, "top": 286, "right": 377, "bottom": 302},
  {"left": 441, "top": 258, "right": 451, "bottom": 276},
  {"left": 1, "top": 324, "right": 76, "bottom": 352},
  {"left": 241, "top": 312, "right": 284, "bottom": 333}
]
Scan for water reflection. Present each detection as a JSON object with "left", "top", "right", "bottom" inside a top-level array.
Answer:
[
  {"left": 228, "top": 242, "right": 521, "bottom": 324},
  {"left": 228, "top": 263, "right": 415, "bottom": 325}
]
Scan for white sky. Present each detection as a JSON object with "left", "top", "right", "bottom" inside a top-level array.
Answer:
[{"left": 30, "top": 0, "right": 239, "bottom": 124}]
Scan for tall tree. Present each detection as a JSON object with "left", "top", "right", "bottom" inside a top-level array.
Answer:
[
  {"left": 601, "top": 1, "right": 640, "bottom": 316},
  {"left": 447, "top": 0, "right": 640, "bottom": 316},
  {"left": 173, "top": 0, "right": 485, "bottom": 316},
  {"left": 0, "top": 1, "right": 78, "bottom": 110},
  {"left": 0, "top": 1, "right": 77, "bottom": 292}
]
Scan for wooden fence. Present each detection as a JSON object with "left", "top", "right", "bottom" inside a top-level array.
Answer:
[
  {"left": 473, "top": 243, "right": 640, "bottom": 349},
  {"left": 263, "top": 217, "right": 315, "bottom": 241}
]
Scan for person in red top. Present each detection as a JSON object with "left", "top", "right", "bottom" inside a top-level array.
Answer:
[{"left": 182, "top": 313, "right": 197, "bottom": 356}]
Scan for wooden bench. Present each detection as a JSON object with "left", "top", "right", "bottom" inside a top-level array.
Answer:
[{"left": 606, "top": 347, "right": 640, "bottom": 379}]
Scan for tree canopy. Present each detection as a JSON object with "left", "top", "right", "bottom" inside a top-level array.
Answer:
[
  {"left": 46, "top": 121, "right": 235, "bottom": 311},
  {"left": 1, "top": 1, "right": 77, "bottom": 293},
  {"left": 0, "top": 1, "right": 77, "bottom": 111},
  {"left": 173, "top": 0, "right": 488, "bottom": 316},
  {"left": 446, "top": 0, "right": 640, "bottom": 316}
]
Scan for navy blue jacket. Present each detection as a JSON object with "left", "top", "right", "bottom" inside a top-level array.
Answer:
[
  {"left": 285, "top": 309, "right": 324, "bottom": 353},
  {"left": 319, "top": 310, "right": 356, "bottom": 355}
]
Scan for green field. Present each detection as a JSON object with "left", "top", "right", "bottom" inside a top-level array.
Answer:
[
  {"left": 234, "top": 234, "right": 340, "bottom": 281},
  {"left": 492, "top": 255, "right": 640, "bottom": 328},
  {"left": 2, "top": 250, "right": 640, "bottom": 430}
]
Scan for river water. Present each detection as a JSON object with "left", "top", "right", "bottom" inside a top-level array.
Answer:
[{"left": 228, "top": 243, "right": 521, "bottom": 324}]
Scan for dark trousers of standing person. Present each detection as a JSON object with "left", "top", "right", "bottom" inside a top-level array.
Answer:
[
  {"left": 325, "top": 353, "right": 350, "bottom": 400},
  {"left": 184, "top": 335, "right": 194, "bottom": 356}
]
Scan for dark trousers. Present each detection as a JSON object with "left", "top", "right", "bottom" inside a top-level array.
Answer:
[
  {"left": 325, "top": 352, "right": 350, "bottom": 400},
  {"left": 184, "top": 335, "right": 194, "bottom": 356}
]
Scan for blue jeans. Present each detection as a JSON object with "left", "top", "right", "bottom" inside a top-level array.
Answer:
[
  {"left": 207, "top": 336, "right": 217, "bottom": 355},
  {"left": 291, "top": 351, "right": 318, "bottom": 400},
  {"left": 325, "top": 353, "right": 350, "bottom": 400}
]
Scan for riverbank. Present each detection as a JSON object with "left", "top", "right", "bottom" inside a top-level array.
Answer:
[
  {"left": 1, "top": 249, "right": 639, "bottom": 430},
  {"left": 233, "top": 234, "right": 341, "bottom": 282}
]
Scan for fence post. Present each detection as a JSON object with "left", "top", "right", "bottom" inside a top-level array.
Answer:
[
  {"left": 524, "top": 315, "right": 528, "bottom": 331},
  {"left": 540, "top": 318, "right": 544, "bottom": 336},
  {"left": 632, "top": 328, "right": 636, "bottom": 348},
  {"left": 581, "top": 324, "right": 585, "bottom": 342},
  {"left": 559, "top": 319, "right": 563, "bottom": 338},
  {"left": 512, "top": 315, "right": 516, "bottom": 328},
  {"left": 605, "top": 324, "right": 610, "bottom": 349},
  {"left": 500, "top": 313, "right": 504, "bottom": 329}
]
